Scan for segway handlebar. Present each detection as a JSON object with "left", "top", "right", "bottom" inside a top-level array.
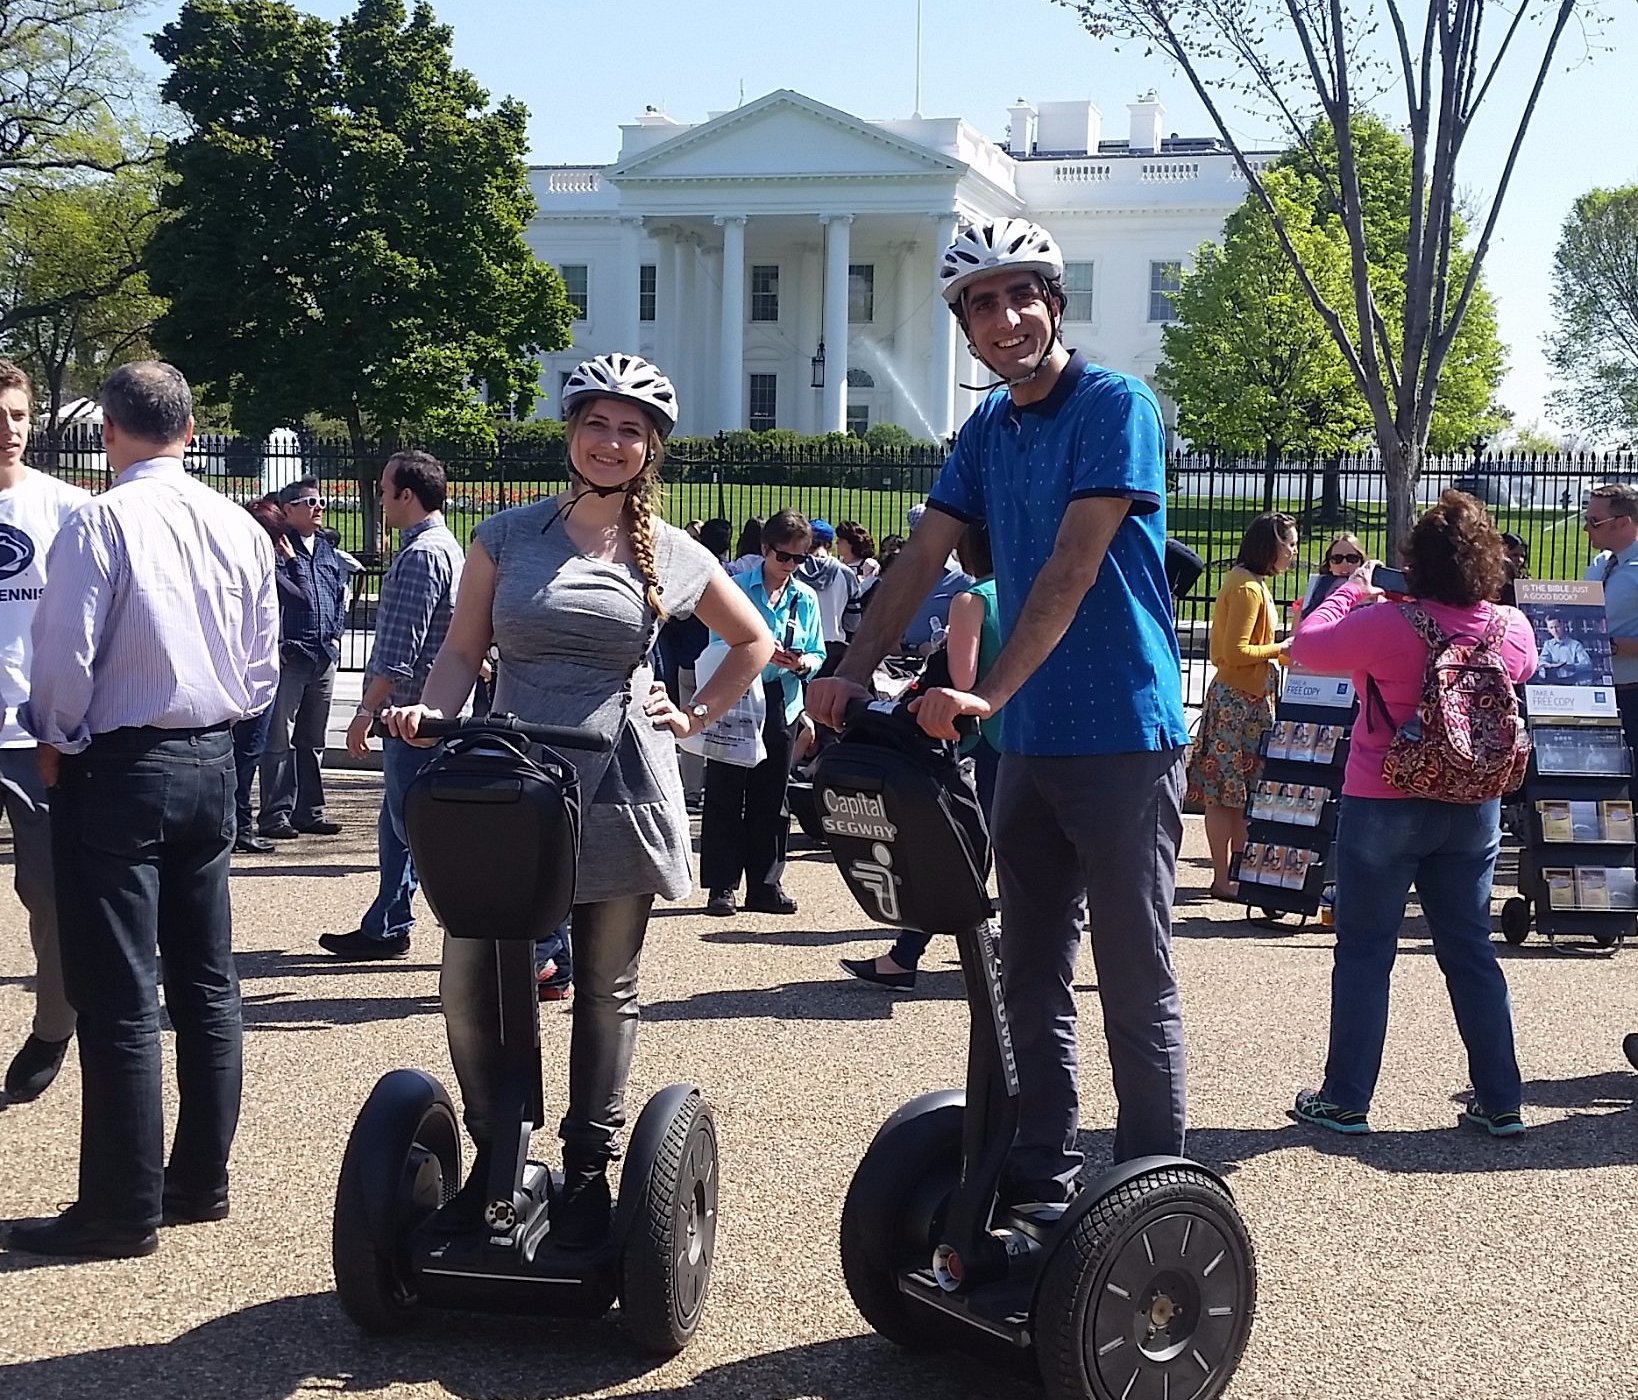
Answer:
[
  {"left": 840, "top": 695, "right": 978, "bottom": 741},
  {"left": 377, "top": 712, "right": 613, "bottom": 752}
]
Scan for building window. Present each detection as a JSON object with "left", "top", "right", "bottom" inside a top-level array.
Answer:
[
  {"left": 751, "top": 265, "right": 780, "bottom": 322},
  {"left": 749, "top": 373, "right": 777, "bottom": 431},
  {"left": 559, "top": 263, "right": 589, "bottom": 320},
  {"left": 1063, "top": 261, "right": 1094, "bottom": 321},
  {"left": 1149, "top": 261, "right": 1181, "bottom": 322},
  {"left": 846, "top": 367, "right": 874, "bottom": 388},
  {"left": 846, "top": 402, "right": 870, "bottom": 436},
  {"left": 848, "top": 264, "right": 875, "bottom": 323},
  {"left": 639, "top": 263, "right": 656, "bottom": 322}
]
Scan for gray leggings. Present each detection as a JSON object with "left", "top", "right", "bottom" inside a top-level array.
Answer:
[{"left": 441, "top": 892, "right": 653, "bottom": 1161}]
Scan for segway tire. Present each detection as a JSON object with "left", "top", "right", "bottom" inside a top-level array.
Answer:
[
  {"left": 619, "top": 1090, "right": 718, "bottom": 1355},
  {"left": 839, "top": 1094, "right": 965, "bottom": 1351},
  {"left": 332, "top": 1068, "right": 461, "bottom": 1333},
  {"left": 1035, "top": 1165, "right": 1255, "bottom": 1400}
]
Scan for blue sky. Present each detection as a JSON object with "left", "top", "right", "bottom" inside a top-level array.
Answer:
[{"left": 136, "top": 0, "right": 1638, "bottom": 437}]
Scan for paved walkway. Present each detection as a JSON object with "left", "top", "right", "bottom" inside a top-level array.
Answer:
[{"left": 2, "top": 781, "right": 1634, "bottom": 1399}]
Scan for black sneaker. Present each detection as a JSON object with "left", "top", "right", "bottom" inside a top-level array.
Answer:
[
  {"left": 1624, "top": 1033, "right": 1638, "bottom": 1072},
  {"left": 4, "top": 1203, "right": 157, "bottom": 1259},
  {"left": 1292, "top": 1089, "right": 1370, "bottom": 1135},
  {"left": 705, "top": 889, "right": 736, "bottom": 917},
  {"left": 318, "top": 929, "right": 410, "bottom": 960},
  {"left": 4, "top": 1034, "right": 71, "bottom": 1103},
  {"left": 1460, "top": 1099, "right": 1525, "bottom": 1138}
]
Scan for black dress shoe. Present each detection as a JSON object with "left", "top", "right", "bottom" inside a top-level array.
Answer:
[
  {"left": 261, "top": 821, "right": 301, "bottom": 840},
  {"left": 743, "top": 884, "right": 798, "bottom": 915},
  {"left": 838, "top": 956, "right": 917, "bottom": 991},
  {"left": 5, "top": 1204, "right": 158, "bottom": 1259},
  {"left": 233, "top": 833, "right": 275, "bottom": 854},
  {"left": 4, "top": 1034, "right": 71, "bottom": 1103},
  {"left": 705, "top": 889, "right": 737, "bottom": 917},
  {"left": 318, "top": 929, "right": 410, "bottom": 960},
  {"left": 295, "top": 818, "right": 343, "bottom": 835},
  {"left": 161, "top": 1190, "right": 230, "bottom": 1226}
]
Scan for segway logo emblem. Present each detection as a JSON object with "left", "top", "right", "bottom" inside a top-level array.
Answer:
[
  {"left": 821, "top": 788, "right": 897, "bottom": 842},
  {"left": 850, "top": 842, "right": 901, "bottom": 923}
]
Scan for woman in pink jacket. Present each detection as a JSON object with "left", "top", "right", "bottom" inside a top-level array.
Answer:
[{"left": 1288, "top": 491, "right": 1538, "bottom": 1139}]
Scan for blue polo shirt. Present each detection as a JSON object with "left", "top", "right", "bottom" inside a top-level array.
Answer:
[
  {"left": 928, "top": 351, "right": 1187, "bottom": 757},
  {"left": 713, "top": 565, "right": 826, "bottom": 725}
]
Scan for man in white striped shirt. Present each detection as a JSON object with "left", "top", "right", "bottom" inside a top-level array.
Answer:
[{"left": 6, "top": 361, "right": 278, "bottom": 1260}]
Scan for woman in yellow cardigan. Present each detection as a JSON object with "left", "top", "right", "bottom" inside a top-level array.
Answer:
[{"left": 1186, "top": 512, "right": 1299, "bottom": 898}]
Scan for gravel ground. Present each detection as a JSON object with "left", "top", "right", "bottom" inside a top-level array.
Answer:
[{"left": 1, "top": 770, "right": 1635, "bottom": 1400}]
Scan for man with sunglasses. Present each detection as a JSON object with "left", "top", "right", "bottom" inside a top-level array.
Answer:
[
  {"left": 258, "top": 475, "right": 348, "bottom": 840},
  {"left": 1583, "top": 483, "right": 1638, "bottom": 780},
  {"left": 811, "top": 217, "right": 1189, "bottom": 1205}
]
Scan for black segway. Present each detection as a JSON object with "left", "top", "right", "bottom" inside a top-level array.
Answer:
[
  {"left": 813, "top": 698, "right": 1256, "bottom": 1399},
  {"left": 331, "top": 715, "right": 718, "bottom": 1355}
]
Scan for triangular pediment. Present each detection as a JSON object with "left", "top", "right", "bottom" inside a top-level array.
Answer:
[{"left": 609, "top": 90, "right": 964, "bottom": 182}]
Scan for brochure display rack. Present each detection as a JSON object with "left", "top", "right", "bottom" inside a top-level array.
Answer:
[
  {"left": 1503, "top": 581, "right": 1634, "bottom": 953},
  {"left": 1232, "top": 671, "right": 1357, "bottom": 925}
]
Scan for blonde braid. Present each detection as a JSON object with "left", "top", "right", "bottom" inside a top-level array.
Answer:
[{"left": 625, "top": 434, "right": 667, "bottom": 619}]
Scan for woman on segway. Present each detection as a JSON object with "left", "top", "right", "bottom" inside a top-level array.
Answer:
[{"left": 383, "top": 354, "right": 773, "bottom": 1245}]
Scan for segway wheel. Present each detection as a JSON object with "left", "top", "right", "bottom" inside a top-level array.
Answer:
[
  {"left": 1036, "top": 1165, "right": 1255, "bottom": 1400},
  {"left": 1623, "top": 1033, "right": 1638, "bottom": 1072},
  {"left": 839, "top": 1094, "right": 965, "bottom": 1351},
  {"left": 620, "top": 1090, "right": 718, "bottom": 1355},
  {"left": 1500, "top": 897, "right": 1531, "bottom": 946},
  {"left": 332, "top": 1068, "right": 461, "bottom": 1333}
]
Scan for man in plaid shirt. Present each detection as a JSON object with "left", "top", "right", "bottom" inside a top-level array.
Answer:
[{"left": 319, "top": 451, "right": 464, "bottom": 960}]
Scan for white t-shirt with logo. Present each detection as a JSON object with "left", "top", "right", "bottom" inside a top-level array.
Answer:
[{"left": 0, "top": 469, "right": 92, "bottom": 747}]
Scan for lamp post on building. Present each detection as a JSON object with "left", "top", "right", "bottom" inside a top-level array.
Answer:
[{"left": 811, "top": 340, "right": 826, "bottom": 389}]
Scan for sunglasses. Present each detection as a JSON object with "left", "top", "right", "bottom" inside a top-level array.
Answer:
[
  {"left": 769, "top": 548, "right": 808, "bottom": 565},
  {"left": 291, "top": 496, "right": 324, "bottom": 508},
  {"left": 1329, "top": 551, "right": 1363, "bottom": 565},
  {"left": 1585, "top": 514, "right": 1616, "bottom": 529}
]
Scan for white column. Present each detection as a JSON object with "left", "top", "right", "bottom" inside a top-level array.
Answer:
[
  {"left": 716, "top": 215, "right": 747, "bottom": 430},
  {"left": 616, "top": 216, "right": 644, "bottom": 354},
  {"left": 794, "top": 242, "right": 821, "bottom": 434},
  {"left": 928, "top": 212, "right": 959, "bottom": 440},
  {"left": 893, "top": 241, "right": 919, "bottom": 433},
  {"left": 699, "top": 241, "right": 721, "bottom": 433},
  {"left": 820, "top": 213, "right": 853, "bottom": 433},
  {"left": 675, "top": 234, "right": 699, "bottom": 433}
]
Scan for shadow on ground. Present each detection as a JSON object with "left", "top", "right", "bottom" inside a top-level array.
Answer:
[{"left": 0, "top": 1292, "right": 1033, "bottom": 1400}]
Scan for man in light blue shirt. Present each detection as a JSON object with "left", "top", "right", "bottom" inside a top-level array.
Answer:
[
  {"left": 1582, "top": 482, "right": 1638, "bottom": 780},
  {"left": 10, "top": 361, "right": 277, "bottom": 1260}
]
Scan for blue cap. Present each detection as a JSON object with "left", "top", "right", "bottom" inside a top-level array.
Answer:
[{"left": 810, "top": 518, "right": 835, "bottom": 543}]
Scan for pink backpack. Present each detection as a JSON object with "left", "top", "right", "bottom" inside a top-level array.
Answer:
[{"left": 1366, "top": 604, "right": 1531, "bottom": 802}]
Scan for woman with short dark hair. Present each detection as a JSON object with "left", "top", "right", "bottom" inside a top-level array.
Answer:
[
  {"left": 1186, "top": 512, "right": 1298, "bottom": 899},
  {"left": 1288, "top": 490, "right": 1538, "bottom": 1138}
]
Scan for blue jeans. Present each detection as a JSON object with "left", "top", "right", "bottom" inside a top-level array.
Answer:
[
  {"left": 360, "top": 737, "right": 440, "bottom": 941},
  {"left": 52, "top": 727, "right": 241, "bottom": 1228},
  {"left": 232, "top": 707, "right": 273, "bottom": 837},
  {"left": 258, "top": 649, "right": 334, "bottom": 830},
  {"left": 1325, "top": 796, "right": 1521, "bottom": 1114}
]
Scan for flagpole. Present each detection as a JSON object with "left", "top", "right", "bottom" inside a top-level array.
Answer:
[{"left": 914, "top": 0, "right": 923, "bottom": 118}]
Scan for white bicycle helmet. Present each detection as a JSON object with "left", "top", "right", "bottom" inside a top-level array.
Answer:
[
  {"left": 561, "top": 352, "right": 679, "bottom": 438},
  {"left": 937, "top": 218, "right": 1065, "bottom": 307}
]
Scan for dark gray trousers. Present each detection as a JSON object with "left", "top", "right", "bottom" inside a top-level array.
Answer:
[{"left": 991, "top": 746, "right": 1187, "bottom": 1195}]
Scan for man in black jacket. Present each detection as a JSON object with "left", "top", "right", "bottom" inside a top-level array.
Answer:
[{"left": 257, "top": 476, "right": 348, "bottom": 838}]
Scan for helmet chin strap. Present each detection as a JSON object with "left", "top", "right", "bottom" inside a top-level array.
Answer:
[
  {"left": 568, "top": 465, "right": 642, "bottom": 498},
  {"left": 958, "top": 307, "right": 1064, "bottom": 394}
]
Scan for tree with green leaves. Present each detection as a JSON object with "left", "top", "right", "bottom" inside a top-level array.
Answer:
[
  {"left": 147, "top": 0, "right": 573, "bottom": 554},
  {"left": 1061, "top": 0, "right": 1595, "bottom": 552},
  {"left": 1, "top": 168, "right": 164, "bottom": 433},
  {"left": 0, "top": 0, "right": 161, "bottom": 338},
  {"left": 1546, "top": 185, "right": 1638, "bottom": 443}
]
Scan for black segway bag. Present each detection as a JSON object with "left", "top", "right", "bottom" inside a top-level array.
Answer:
[
  {"left": 403, "top": 733, "right": 581, "bottom": 941},
  {"left": 811, "top": 705, "right": 992, "bottom": 935}
]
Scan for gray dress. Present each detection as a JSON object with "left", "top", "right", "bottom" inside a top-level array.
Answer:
[{"left": 475, "top": 502, "right": 718, "bottom": 904}]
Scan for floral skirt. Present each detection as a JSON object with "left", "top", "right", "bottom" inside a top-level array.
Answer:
[{"left": 1186, "top": 671, "right": 1278, "bottom": 810}]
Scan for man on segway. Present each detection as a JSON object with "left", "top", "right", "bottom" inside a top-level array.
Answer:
[{"left": 810, "top": 216, "right": 1190, "bottom": 1204}]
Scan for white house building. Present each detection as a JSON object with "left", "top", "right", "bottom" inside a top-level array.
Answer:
[{"left": 526, "top": 89, "right": 1279, "bottom": 440}]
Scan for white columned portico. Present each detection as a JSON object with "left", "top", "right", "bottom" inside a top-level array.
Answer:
[
  {"left": 676, "top": 234, "right": 700, "bottom": 433},
  {"left": 927, "top": 212, "right": 960, "bottom": 440},
  {"left": 820, "top": 213, "right": 853, "bottom": 433},
  {"left": 616, "top": 216, "right": 643, "bottom": 354},
  {"left": 715, "top": 215, "right": 747, "bottom": 429}
]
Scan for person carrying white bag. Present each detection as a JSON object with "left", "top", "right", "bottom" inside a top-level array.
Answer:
[{"left": 697, "top": 510, "right": 827, "bottom": 918}]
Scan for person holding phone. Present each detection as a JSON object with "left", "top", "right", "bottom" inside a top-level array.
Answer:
[
  {"left": 699, "top": 509, "right": 827, "bottom": 918},
  {"left": 1294, "top": 532, "right": 1365, "bottom": 630}
]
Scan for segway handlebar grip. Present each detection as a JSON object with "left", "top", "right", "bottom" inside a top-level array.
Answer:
[
  {"left": 840, "top": 696, "right": 978, "bottom": 741},
  {"left": 396, "top": 712, "right": 613, "bottom": 752}
]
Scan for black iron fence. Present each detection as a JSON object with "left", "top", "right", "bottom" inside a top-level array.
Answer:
[{"left": 33, "top": 428, "right": 1638, "bottom": 697}]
